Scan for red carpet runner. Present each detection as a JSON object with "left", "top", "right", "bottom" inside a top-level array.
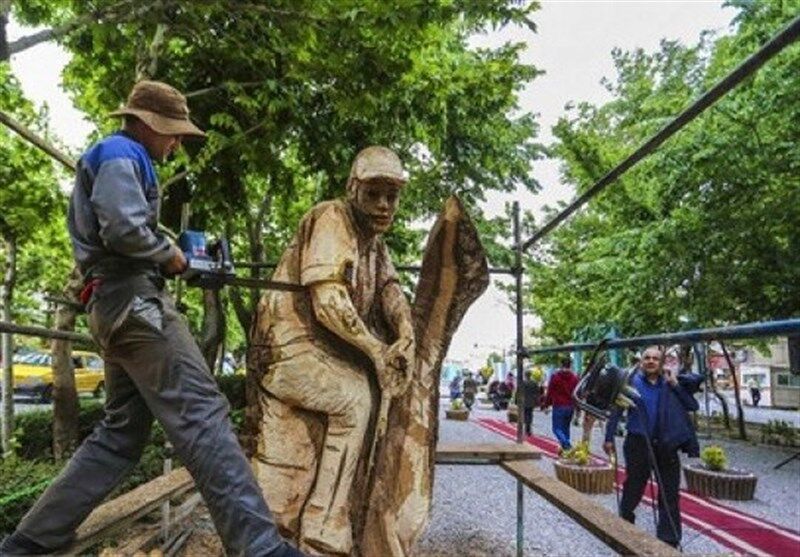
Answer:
[{"left": 475, "top": 417, "right": 800, "bottom": 557}]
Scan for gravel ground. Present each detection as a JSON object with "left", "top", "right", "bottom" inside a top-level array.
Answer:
[
  {"left": 416, "top": 402, "right": 799, "bottom": 557},
  {"left": 178, "top": 399, "right": 798, "bottom": 556},
  {"left": 416, "top": 404, "right": 729, "bottom": 556},
  {"left": 688, "top": 433, "right": 800, "bottom": 532},
  {"left": 415, "top": 410, "right": 611, "bottom": 557}
]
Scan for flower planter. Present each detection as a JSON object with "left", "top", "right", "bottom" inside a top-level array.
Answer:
[
  {"left": 683, "top": 463, "right": 757, "bottom": 500},
  {"left": 554, "top": 460, "right": 614, "bottom": 494},
  {"left": 445, "top": 408, "right": 470, "bottom": 421},
  {"left": 507, "top": 404, "right": 519, "bottom": 423}
]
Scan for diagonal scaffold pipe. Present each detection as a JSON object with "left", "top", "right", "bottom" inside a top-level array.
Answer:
[
  {"left": 521, "top": 14, "right": 800, "bottom": 252},
  {"left": 525, "top": 318, "right": 800, "bottom": 355}
]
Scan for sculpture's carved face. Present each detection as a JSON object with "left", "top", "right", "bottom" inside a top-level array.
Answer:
[{"left": 351, "top": 178, "right": 402, "bottom": 235}]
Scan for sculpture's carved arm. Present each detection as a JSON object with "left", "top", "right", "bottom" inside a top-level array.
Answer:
[
  {"left": 381, "top": 281, "right": 414, "bottom": 341},
  {"left": 310, "top": 281, "right": 386, "bottom": 373}
]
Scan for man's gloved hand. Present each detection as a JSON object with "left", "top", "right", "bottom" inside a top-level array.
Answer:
[{"left": 163, "top": 246, "right": 188, "bottom": 275}]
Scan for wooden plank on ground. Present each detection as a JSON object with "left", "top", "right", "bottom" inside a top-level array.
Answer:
[
  {"left": 435, "top": 442, "right": 540, "bottom": 464},
  {"left": 501, "top": 460, "right": 681, "bottom": 557},
  {"left": 70, "top": 468, "right": 195, "bottom": 554}
]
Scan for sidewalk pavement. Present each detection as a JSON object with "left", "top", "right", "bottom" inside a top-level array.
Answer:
[{"left": 697, "top": 392, "right": 800, "bottom": 426}]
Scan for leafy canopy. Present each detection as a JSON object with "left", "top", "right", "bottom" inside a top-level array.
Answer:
[{"left": 532, "top": 0, "right": 800, "bottom": 342}]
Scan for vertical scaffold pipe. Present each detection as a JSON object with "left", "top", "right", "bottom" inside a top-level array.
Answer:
[{"left": 513, "top": 201, "right": 525, "bottom": 557}]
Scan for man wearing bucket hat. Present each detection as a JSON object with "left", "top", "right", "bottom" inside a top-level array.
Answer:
[
  {"left": 1, "top": 81, "right": 304, "bottom": 557},
  {"left": 250, "top": 146, "right": 416, "bottom": 554}
]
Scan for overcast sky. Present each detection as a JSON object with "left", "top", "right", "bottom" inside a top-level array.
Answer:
[{"left": 7, "top": 1, "right": 737, "bottom": 367}]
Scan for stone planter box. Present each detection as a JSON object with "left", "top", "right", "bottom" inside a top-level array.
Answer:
[
  {"left": 554, "top": 460, "right": 614, "bottom": 494},
  {"left": 507, "top": 404, "right": 519, "bottom": 423},
  {"left": 683, "top": 463, "right": 757, "bottom": 500},
  {"left": 445, "top": 408, "right": 470, "bottom": 421}
]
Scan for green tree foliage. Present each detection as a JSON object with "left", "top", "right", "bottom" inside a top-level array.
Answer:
[
  {"left": 0, "top": 64, "right": 67, "bottom": 325},
  {"left": 16, "top": 0, "right": 544, "bottom": 348},
  {"left": 531, "top": 0, "right": 800, "bottom": 342}
]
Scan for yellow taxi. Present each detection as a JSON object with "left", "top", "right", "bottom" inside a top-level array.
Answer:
[{"left": 12, "top": 350, "right": 105, "bottom": 403}]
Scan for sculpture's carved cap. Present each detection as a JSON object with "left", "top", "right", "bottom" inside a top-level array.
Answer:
[{"left": 349, "top": 146, "right": 407, "bottom": 186}]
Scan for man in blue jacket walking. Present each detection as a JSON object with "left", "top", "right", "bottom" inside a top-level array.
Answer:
[
  {"left": 603, "top": 346, "right": 700, "bottom": 548},
  {"left": 1, "top": 81, "right": 303, "bottom": 557}
]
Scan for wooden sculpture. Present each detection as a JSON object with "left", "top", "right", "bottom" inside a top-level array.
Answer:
[{"left": 247, "top": 146, "right": 489, "bottom": 556}]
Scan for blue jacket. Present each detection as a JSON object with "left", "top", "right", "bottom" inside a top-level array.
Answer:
[
  {"left": 68, "top": 132, "right": 176, "bottom": 278},
  {"left": 605, "top": 370, "right": 702, "bottom": 457}
]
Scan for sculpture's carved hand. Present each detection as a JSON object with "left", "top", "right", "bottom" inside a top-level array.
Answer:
[{"left": 383, "top": 336, "right": 415, "bottom": 396}]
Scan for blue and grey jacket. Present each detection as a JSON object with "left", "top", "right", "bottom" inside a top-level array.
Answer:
[{"left": 67, "top": 132, "right": 177, "bottom": 279}]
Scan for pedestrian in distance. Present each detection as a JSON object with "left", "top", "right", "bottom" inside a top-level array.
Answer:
[
  {"left": 1, "top": 81, "right": 304, "bottom": 557},
  {"left": 449, "top": 374, "right": 463, "bottom": 401},
  {"left": 463, "top": 372, "right": 478, "bottom": 410},
  {"left": 520, "top": 370, "right": 543, "bottom": 436},
  {"left": 541, "top": 357, "right": 579, "bottom": 451},
  {"left": 747, "top": 377, "right": 761, "bottom": 407}
]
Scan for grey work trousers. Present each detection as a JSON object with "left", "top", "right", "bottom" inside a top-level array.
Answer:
[{"left": 13, "top": 277, "right": 283, "bottom": 556}]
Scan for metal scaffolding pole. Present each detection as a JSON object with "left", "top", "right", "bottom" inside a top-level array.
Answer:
[
  {"left": 0, "top": 320, "right": 93, "bottom": 344},
  {"left": 525, "top": 318, "right": 800, "bottom": 355},
  {"left": 513, "top": 202, "right": 525, "bottom": 557},
  {"left": 521, "top": 14, "right": 800, "bottom": 252},
  {"left": 233, "top": 261, "right": 516, "bottom": 276}
]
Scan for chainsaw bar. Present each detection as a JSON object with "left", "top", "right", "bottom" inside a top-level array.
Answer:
[{"left": 222, "top": 276, "right": 306, "bottom": 292}]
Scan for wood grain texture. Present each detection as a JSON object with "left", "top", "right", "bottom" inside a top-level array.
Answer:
[{"left": 501, "top": 460, "right": 681, "bottom": 557}]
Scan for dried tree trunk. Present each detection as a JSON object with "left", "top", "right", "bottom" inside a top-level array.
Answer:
[
  {"left": 721, "top": 342, "right": 747, "bottom": 440},
  {"left": 51, "top": 268, "right": 85, "bottom": 459},
  {"left": 248, "top": 196, "right": 488, "bottom": 555},
  {"left": 1, "top": 235, "right": 17, "bottom": 456},
  {"left": 359, "top": 196, "right": 489, "bottom": 556}
]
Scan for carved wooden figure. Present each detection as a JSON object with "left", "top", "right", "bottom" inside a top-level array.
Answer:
[{"left": 248, "top": 147, "right": 489, "bottom": 556}]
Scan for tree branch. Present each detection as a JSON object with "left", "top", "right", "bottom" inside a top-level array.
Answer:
[
  {"left": 226, "top": 3, "right": 328, "bottom": 22},
  {"left": 8, "top": 0, "right": 158, "bottom": 56},
  {"left": 0, "top": 109, "right": 76, "bottom": 170},
  {"left": 161, "top": 120, "right": 267, "bottom": 192},
  {"left": 136, "top": 22, "right": 169, "bottom": 80},
  {"left": 185, "top": 80, "right": 268, "bottom": 99}
]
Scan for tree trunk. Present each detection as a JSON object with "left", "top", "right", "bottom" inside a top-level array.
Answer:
[
  {"left": 707, "top": 358, "right": 731, "bottom": 430},
  {"left": 230, "top": 287, "right": 252, "bottom": 337},
  {"left": 0, "top": 0, "right": 10, "bottom": 62},
  {"left": 721, "top": 342, "right": 747, "bottom": 440},
  {"left": 359, "top": 197, "right": 489, "bottom": 556},
  {"left": 136, "top": 22, "right": 168, "bottom": 80},
  {"left": 200, "top": 288, "right": 225, "bottom": 372},
  {"left": 51, "top": 267, "right": 84, "bottom": 459},
  {"left": 1, "top": 235, "right": 17, "bottom": 457}
]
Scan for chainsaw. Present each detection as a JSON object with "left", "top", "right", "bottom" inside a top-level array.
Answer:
[{"left": 177, "top": 230, "right": 303, "bottom": 292}]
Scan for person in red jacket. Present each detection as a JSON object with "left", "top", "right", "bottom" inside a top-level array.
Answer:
[{"left": 541, "top": 357, "right": 579, "bottom": 451}]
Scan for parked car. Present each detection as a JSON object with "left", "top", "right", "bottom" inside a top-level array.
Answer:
[{"left": 13, "top": 350, "right": 105, "bottom": 403}]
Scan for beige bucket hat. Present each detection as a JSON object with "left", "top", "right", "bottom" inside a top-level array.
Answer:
[
  {"left": 110, "top": 80, "right": 206, "bottom": 139},
  {"left": 349, "top": 146, "right": 407, "bottom": 186}
]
